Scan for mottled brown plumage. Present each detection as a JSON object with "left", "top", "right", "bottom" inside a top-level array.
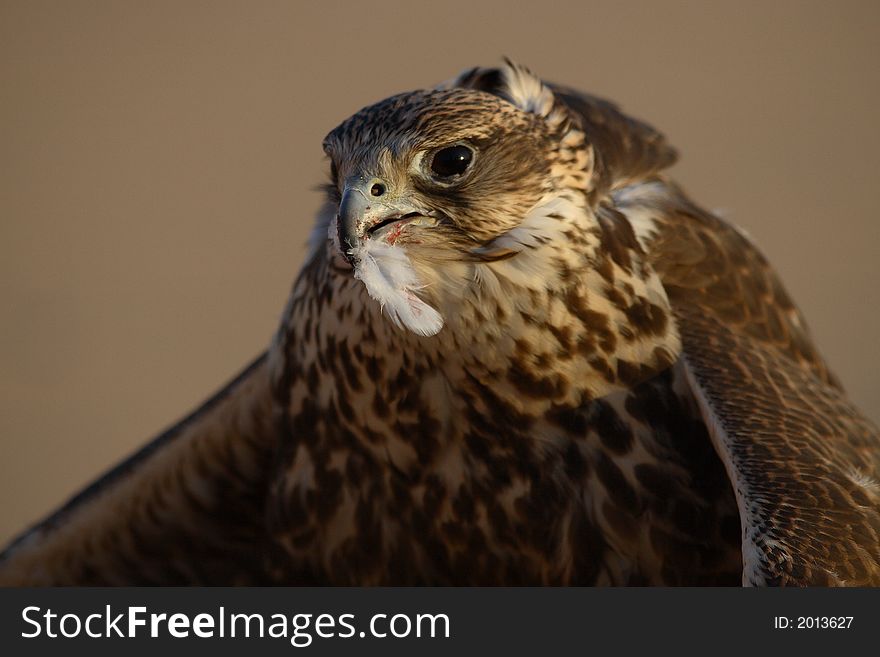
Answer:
[{"left": 1, "top": 61, "right": 878, "bottom": 586}]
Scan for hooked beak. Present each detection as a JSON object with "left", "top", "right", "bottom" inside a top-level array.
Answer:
[{"left": 336, "top": 181, "right": 436, "bottom": 265}]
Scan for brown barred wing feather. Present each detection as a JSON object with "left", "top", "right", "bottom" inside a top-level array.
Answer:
[
  {"left": 643, "top": 193, "right": 880, "bottom": 586},
  {"left": 0, "top": 353, "right": 280, "bottom": 585}
]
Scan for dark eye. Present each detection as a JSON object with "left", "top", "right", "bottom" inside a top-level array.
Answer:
[{"left": 429, "top": 145, "right": 473, "bottom": 179}]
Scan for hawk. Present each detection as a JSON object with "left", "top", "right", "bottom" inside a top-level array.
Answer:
[{"left": 2, "top": 60, "right": 879, "bottom": 586}]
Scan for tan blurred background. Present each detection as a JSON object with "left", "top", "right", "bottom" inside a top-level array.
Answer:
[{"left": 1, "top": 0, "right": 878, "bottom": 544}]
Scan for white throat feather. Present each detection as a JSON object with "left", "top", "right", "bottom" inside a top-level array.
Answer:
[{"left": 350, "top": 239, "right": 444, "bottom": 337}]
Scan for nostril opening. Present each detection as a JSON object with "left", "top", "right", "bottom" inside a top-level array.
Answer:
[{"left": 370, "top": 182, "right": 386, "bottom": 197}]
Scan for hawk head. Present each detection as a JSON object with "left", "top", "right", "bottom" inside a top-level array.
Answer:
[{"left": 317, "top": 60, "right": 675, "bottom": 337}]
